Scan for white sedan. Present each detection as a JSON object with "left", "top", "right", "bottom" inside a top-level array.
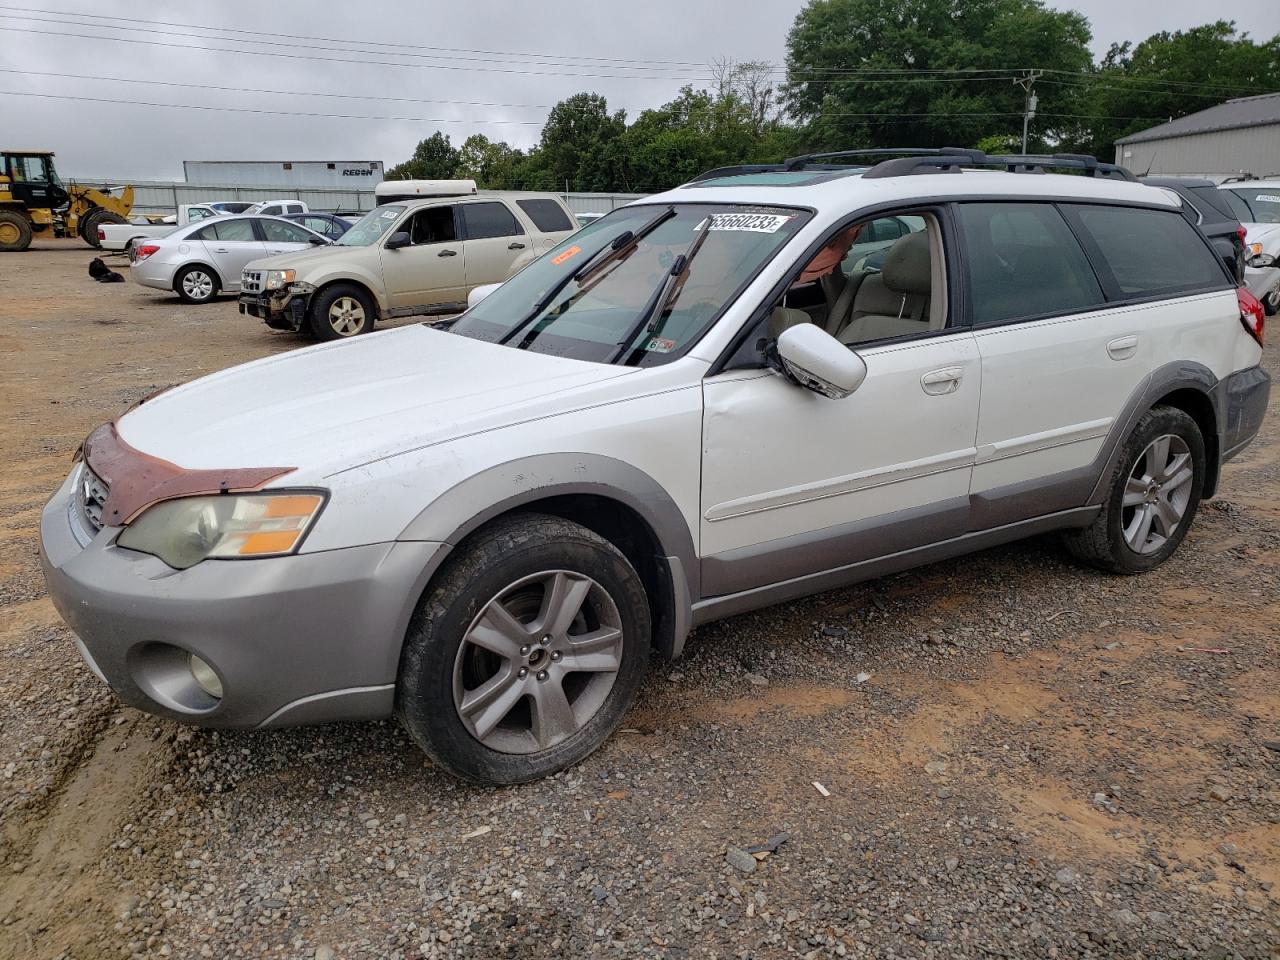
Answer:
[{"left": 1217, "top": 181, "right": 1280, "bottom": 314}]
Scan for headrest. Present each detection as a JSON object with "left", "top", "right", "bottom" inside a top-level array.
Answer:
[{"left": 881, "top": 231, "right": 933, "bottom": 296}]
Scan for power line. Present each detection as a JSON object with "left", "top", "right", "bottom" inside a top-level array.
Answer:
[
  {"left": 0, "top": 90, "right": 546, "bottom": 123},
  {"left": 0, "top": 4, "right": 710, "bottom": 67},
  {"left": 0, "top": 25, "right": 714, "bottom": 80},
  {"left": 2, "top": 68, "right": 556, "bottom": 110}
]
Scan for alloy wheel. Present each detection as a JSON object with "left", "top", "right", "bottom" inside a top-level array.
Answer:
[
  {"left": 452, "top": 570, "right": 624, "bottom": 755},
  {"left": 327, "top": 296, "right": 366, "bottom": 336},
  {"left": 1121, "top": 434, "right": 1194, "bottom": 554},
  {"left": 182, "top": 270, "right": 214, "bottom": 300}
]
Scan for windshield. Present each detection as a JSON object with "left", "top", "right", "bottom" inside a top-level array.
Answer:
[
  {"left": 335, "top": 205, "right": 406, "bottom": 246},
  {"left": 451, "top": 204, "right": 809, "bottom": 365},
  {"left": 1220, "top": 187, "right": 1280, "bottom": 224}
]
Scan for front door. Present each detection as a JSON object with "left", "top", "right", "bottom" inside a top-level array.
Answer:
[
  {"left": 700, "top": 333, "right": 981, "bottom": 597},
  {"left": 197, "top": 218, "right": 266, "bottom": 291},
  {"left": 459, "top": 200, "right": 529, "bottom": 287},
  {"left": 379, "top": 204, "right": 466, "bottom": 309}
]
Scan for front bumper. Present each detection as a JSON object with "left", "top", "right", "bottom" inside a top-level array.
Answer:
[
  {"left": 239, "top": 286, "right": 311, "bottom": 331},
  {"left": 39, "top": 470, "right": 446, "bottom": 729}
]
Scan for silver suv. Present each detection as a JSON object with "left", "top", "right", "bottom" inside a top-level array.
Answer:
[{"left": 238, "top": 193, "right": 578, "bottom": 339}]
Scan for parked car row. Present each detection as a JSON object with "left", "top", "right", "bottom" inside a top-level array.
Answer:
[{"left": 45, "top": 149, "right": 1269, "bottom": 786}]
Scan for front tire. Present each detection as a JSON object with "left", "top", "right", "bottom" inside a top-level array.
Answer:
[
  {"left": 309, "top": 284, "right": 375, "bottom": 340},
  {"left": 1063, "top": 405, "right": 1205, "bottom": 574},
  {"left": 174, "top": 265, "right": 220, "bottom": 304},
  {"left": 0, "top": 210, "right": 33, "bottom": 252},
  {"left": 396, "top": 514, "right": 651, "bottom": 785}
]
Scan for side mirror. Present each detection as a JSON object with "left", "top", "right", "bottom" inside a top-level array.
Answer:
[
  {"left": 774, "top": 323, "right": 868, "bottom": 399},
  {"left": 385, "top": 231, "right": 411, "bottom": 250},
  {"left": 1247, "top": 251, "right": 1277, "bottom": 269},
  {"left": 307, "top": 234, "right": 327, "bottom": 245},
  {"left": 467, "top": 283, "right": 501, "bottom": 308}
]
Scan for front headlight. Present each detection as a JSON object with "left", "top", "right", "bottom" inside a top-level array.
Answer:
[
  {"left": 116, "top": 492, "right": 325, "bottom": 569},
  {"left": 265, "top": 269, "right": 296, "bottom": 290}
]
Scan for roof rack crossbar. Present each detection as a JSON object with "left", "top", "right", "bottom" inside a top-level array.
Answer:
[{"left": 783, "top": 147, "right": 984, "bottom": 171}]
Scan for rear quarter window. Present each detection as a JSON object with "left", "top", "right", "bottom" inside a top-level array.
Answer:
[
  {"left": 516, "top": 198, "right": 576, "bottom": 233},
  {"left": 1069, "top": 205, "right": 1229, "bottom": 299},
  {"left": 460, "top": 201, "right": 523, "bottom": 240}
]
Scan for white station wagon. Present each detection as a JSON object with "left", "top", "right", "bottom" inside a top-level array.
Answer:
[{"left": 41, "top": 149, "right": 1270, "bottom": 784}]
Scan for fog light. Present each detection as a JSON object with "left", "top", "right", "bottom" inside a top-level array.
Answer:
[{"left": 188, "top": 654, "right": 223, "bottom": 699}]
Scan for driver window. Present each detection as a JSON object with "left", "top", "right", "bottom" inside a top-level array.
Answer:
[
  {"left": 779, "top": 212, "right": 945, "bottom": 344},
  {"left": 409, "top": 205, "right": 457, "bottom": 245}
]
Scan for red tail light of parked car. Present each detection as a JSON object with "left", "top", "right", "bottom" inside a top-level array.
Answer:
[
  {"left": 134, "top": 244, "right": 160, "bottom": 262},
  {"left": 1238, "top": 287, "right": 1265, "bottom": 347}
]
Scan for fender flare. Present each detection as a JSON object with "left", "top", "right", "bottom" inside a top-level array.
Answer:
[{"left": 397, "top": 453, "right": 698, "bottom": 656}]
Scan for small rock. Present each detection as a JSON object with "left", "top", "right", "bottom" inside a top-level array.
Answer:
[
  {"left": 1054, "top": 867, "right": 1078, "bottom": 885},
  {"left": 725, "top": 847, "right": 757, "bottom": 874},
  {"left": 1261, "top": 740, "right": 1280, "bottom": 753},
  {"left": 936, "top": 787, "right": 954, "bottom": 800},
  {"left": 1109, "top": 908, "right": 1139, "bottom": 925},
  {"left": 1217, "top": 842, "right": 1238, "bottom": 857},
  {"left": 592, "top": 885, "right": 608, "bottom": 904},
  {"left": 944, "top": 857, "right": 959, "bottom": 872},
  {"left": 315, "top": 949, "right": 336, "bottom": 960},
  {"left": 1146, "top": 911, "right": 1171, "bottom": 926},
  {"left": 920, "top": 929, "right": 946, "bottom": 942},
  {"left": 745, "top": 673, "right": 768, "bottom": 687},
  {"left": 822, "top": 626, "right": 848, "bottom": 638},
  {"left": 1208, "top": 785, "right": 1232, "bottom": 803},
  {"left": 903, "top": 913, "right": 919, "bottom": 926},
  {"left": 924, "top": 760, "right": 948, "bottom": 775}
]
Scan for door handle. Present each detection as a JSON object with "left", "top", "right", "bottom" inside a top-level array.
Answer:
[
  {"left": 1107, "top": 335, "right": 1138, "bottom": 360},
  {"left": 213, "top": 247, "right": 229, "bottom": 253},
  {"left": 921, "top": 366, "right": 963, "bottom": 395},
  {"left": 508, "top": 242, "right": 526, "bottom": 250},
  {"left": 438, "top": 249, "right": 458, "bottom": 257}
]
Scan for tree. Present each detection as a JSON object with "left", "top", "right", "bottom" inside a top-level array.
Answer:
[
  {"left": 386, "top": 131, "right": 461, "bottom": 180},
  {"left": 537, "top": 93, "right": 627, "bottom": 191},
  {"left": 456, "top": 134, "right": 525, "bottom": 189},
  {"left": 784, "top": 0, "right": 1093, "bottom": 151},
  {"left": 1071, "top": 23, "right": 1280, "bottom": 158}
]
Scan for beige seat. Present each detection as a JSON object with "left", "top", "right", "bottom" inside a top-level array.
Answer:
[
  {"left": 836, "top": 232, "right": 933, "bottom": 344},
  {"left": 768, "top": 306, "right": 812, "bottom": 339}
]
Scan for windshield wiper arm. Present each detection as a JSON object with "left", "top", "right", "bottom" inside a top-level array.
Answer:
[
  {"left": 497, "top": 206, "right": 676, "bottom": 348},
  {"left": 608, "top": 213, "right": 716, "bottom": 366}
]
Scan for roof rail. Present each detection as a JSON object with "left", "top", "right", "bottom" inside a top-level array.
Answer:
[
  {"left": 688, "top": 148, "right": 1137, "bottom": 185},
  {"left": 782, "top": 147, "right": 985, "bottom": 171}
]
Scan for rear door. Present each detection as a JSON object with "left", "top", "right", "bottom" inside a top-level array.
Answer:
[
  {"left": 961, "top": 200, "right": 1230, "bottom": 526},
  {"left": 200, "top": 218, "right": 266, "bottom": 291},
  {"left": 514, "top": 197, "right": 579, "bottom": 254},
  {"left": 378, "top": 203, "right": 466, "bottom": 309},
  {"left": 459, "top": 201, "right": 529, "bottom": 287}
]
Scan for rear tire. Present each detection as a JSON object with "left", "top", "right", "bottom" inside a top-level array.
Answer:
[
  {"left": 174, "top": 265, "right": 220, "bottom": 304},
  {"left": 1062, "top": 405, "right": 1205, "bottom": 574},
  {"left": 308, "top": 284, "right": 375, "bottom": 340},
  {"left": 0, "top": 210, "right": 33, "bottom": 252},
  {"left": 396, "top": 513, "right": 651, "bottom": 784}
]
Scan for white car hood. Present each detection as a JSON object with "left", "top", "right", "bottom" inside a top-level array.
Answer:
[
  {"left": 1243, "top": 222, "right": 1280, "bottom": 247},
  {"left": 116, "top": 326, "right": 636, "bottom": 476}
]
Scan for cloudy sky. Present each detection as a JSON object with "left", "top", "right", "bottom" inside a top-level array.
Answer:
[{"left": 3, "top": 1, "right": 1277, "bottom": 181}]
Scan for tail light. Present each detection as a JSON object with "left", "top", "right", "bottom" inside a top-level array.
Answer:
[
  {"left": 1237, "top": 225, "right": 1248, "bottom": 243},
  {"left": 135, "top": 244, "right": 160, "bottom": 261},
  {"left": 97, "top": 227, "right": 106, "bottom": 241},
  {"left": 1238, "top": 287, "right": 1265, "bottom": 347}
]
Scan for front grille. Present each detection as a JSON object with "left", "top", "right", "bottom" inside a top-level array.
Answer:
[
  {"left": 242, "top": 270, "right": 263, "bottom": 294},
  {"left": 77, "top": 465, "right": 110, "bottom": 533}
]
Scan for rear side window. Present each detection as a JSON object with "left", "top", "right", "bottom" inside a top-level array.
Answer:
[
  {"left": 1188, "top": 186, "right": 1237, "bottom": 222},
  {"left": 1070, "top": 205, "right": 1228, "bottom": 298},
  {"left": 516, "top": 198, "right": 575, "bottom": 233},
  {"left": 461, "top": 201, "right": 524, "bottom": 239},
  {"left": 955, "top": 202, "right": 1104, "bottom": 324},
  {"left": 195, "top": 218, "right": 256, "bottom": 242}
]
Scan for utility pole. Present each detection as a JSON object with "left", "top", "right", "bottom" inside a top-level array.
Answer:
[{"left": 1014, "top": 70, "right": 1043, "bottom": 154}]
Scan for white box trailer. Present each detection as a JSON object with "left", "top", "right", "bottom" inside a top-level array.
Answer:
[{"left": 183, "top": 160, "right": 384, "bottom": 189}]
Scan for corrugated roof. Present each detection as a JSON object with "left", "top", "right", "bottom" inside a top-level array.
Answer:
[{"left": 1117, "top": 91, "right": 1280, "bottom": 145}]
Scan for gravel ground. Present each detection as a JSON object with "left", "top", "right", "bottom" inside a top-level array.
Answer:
[{"left": 0, "top": 240, "right": 1276, "bottom": 959}]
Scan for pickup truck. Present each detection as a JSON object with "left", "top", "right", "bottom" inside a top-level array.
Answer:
[
  {"left": 238, "top": 192, "right": 577, "bottom": 340},
  {"left": 98, "top": 204, "right": 222, "bottom": 253}
]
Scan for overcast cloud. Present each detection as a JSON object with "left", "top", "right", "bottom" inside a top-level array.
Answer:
[{"left": 2, "top": 0, "right": 1277, "bottom": 181}]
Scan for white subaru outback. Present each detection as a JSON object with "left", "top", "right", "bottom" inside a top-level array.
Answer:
[{"left": 40, "top": 149, "right": 1270, "bottom": 785}]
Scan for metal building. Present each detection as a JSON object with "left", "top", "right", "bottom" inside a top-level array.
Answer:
[
  {"left": 183, "top": 160, "right": 385, "bottom": 189},
  {"left": 1115, "top": 92, "right": 1280, "bottom": 180}
]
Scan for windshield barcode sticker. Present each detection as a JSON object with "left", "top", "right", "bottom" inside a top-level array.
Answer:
[{"left": 696, "top": 213, "right": 793, "bottom": 233}]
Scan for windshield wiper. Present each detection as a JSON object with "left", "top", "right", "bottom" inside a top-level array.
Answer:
[
  {"left": 497, "top": 206, "right": 676, "bottom": 348},
  {"left": 608, "top": 213, "right": 716, "bottom": 366}
]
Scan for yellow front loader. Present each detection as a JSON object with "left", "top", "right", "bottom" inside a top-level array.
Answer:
[{"left": 0, "top": 150, "right": 133, "bottom": 252}]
